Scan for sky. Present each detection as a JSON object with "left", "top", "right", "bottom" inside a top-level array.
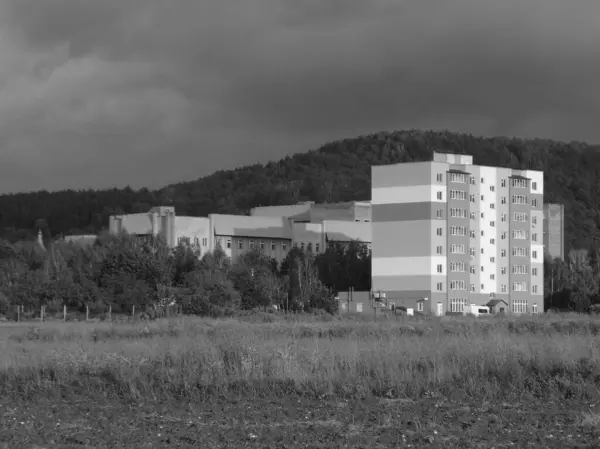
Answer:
[{"left": 0, "top": 0, "right": 599, "bottom": 193}]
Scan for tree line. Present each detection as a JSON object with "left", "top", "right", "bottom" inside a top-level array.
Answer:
[
  {"left": 0, "top": 129, "right": 598, "bottom": 250},
  {"left": 545, "top": 249, "right": 600, "bottom": 313},
  {"left": 0, "top": 234, "right": 371, "bottom": 320}
]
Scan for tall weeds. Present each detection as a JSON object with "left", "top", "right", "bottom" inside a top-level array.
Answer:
[{"left": 1, "top": 314, "right": 600, "bottom": 402}]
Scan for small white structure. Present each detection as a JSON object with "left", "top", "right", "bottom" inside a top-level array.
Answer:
[{"left": 463, "top": 304, "right": 491, "bottom": 317}]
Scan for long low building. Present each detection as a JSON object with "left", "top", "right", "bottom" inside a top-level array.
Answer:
[{"left": 108, "top": 205, "right": 371, "bottom": 263}]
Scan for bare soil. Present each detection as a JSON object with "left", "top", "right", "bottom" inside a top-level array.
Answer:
[{"left": 1, "top": 394, "right": 598, "bottom": 448}]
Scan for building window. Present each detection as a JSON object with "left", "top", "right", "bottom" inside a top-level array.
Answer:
[
  {"left": 501, "top": 266, "right": 506, "bottom": 275},
  {"left": 512, "top": 265, "right": 529, "bottom": 275},
  {"left": 300, "top": 242, "right": 305, "bottom": 251},
  {"left": 512, "top": 195, "right": 527, "bottom": 205},
  {"left": 532, "top": 303, "right": 538, "bottom": 314},
  {"left": 436, "top": 282, "right": 443, "bottom": 291},
  {"left": 501, "top": 197, "right": 506, "bottom": 205},
  {"left": 512, "top": 229, "right": 527, "bottom": 240},
  {"left": 450, "top": 244, "right": 466, "bottom": 254},
  {"left": 481, "top": 230, "right": 484, "bottom": 236},
  {"left": 437, "top": 264, "right": 443, "bottom": 273},
  {"left": 481, "top": 266, "right": 484, "bottom": 272},
  {"left": 512, "top": 247, "right": 529, "bottom": 257},
  {"left": 490, "top": 203, "right": 495, "bottom": 209},
  {"left": 271, "top": 242, "right": 276, "bottom": 251},
  {"left": 501, "top": 213, "right": 507, "bottom": 222},
  {"left": 437, "top": 191, "right": 443, "bottom": 200},
  {"left": 470, "top": 230, "right": 475, "bottom": 238},
  {"left": 490, "top": 221, "right": 495, "bottom": 227},
  {"left": 315, "top": 243, "right": 320, "bottom": 253},
  {"left": 436, "top": 245, "right": 443, "bottom": 255},
  {"left": 237, "top": 240, "right": 243, "bottom": 250},
  {"left": 501, "top": 284, "right": 507, "bottom": 293},
  {"left": 512, "top": 299, "right": 527, "bottom": 313},
  {"left": 227, "top": 239, "right": 232, "bottom": 249},
  {"left": 450, "top": 261, "right": 466, "bottom": 272},
  {"left": 501, "top": 232, "right": 507, "bottom": 240},
  {"left": 532, "top": 233, "right": 538, "bottom": 242},
  {"left": 417, "top": 302, "right": 424, "bottom": 312},
  {"left": 481, "top": 248, "right": 484, "bottom": 254},
  {"left": 470, "top": 176, "right": 476, "bottom": 185},
  {"left": 437, "top": 228, "right": 443, "bottom": 236},
  {"left": 490, "top": 257, "right": 495, "bottom": 263},
  {"left": 470, "top": 247, "right": 476, "bottom": 256},
  {"left": 450, "top": 173, "right": 466, "bottom": 183},
  {"left": 249, "top": 240, "right": 255, "bottom": 249},
  {"left": 532, "top": 198, "right": 538, "bottom": 208},
  {"left": 450, "top": 190, "right": 467, "bottom": 200},
  {"left": 202, "top": 238, "right": 208, "bottom": 246},
  {"left": 470, "top": 212, "right": 476, "bottom": 220},
  {"left": 481, "top": 212, "right": 485, "bottom": 219},
  {"left": 470, "top": 194, "right": 476, "bottom": 202},
  {"left": 260, "top": 241, "right": 265, "bottom": 250},
  {"left": 436, "top": 209, "right": 443, "bottom": 219},
  {"left": 490, "top": 274, "right": 495, "bottom": 280},
  {"left": 532, "top": 285, "right": 539, "bottom": 294},
  {"left": 512, "top": 178, "right": 528, "bottom": 189},
  {"left": 513, "top": 212, "right": 528, "bottom": 222},
  {"left": 282, "top": 243, "right": 288, "bottom": 251},
  {"left": 532, "top": 216, "right": 537, "bottom": 225},
  {"left": 481, "top": 177, "right": 485, "bottom": 183},
  {"left": 450, "top": 280, "right": 466, "bottom": 291},
  {"left": 532, "top": 182, "right": 537, "bottom": 191},
  {"left": 450, "top": 226, "right": 467, "bottom": 236},
  {"left": 481, "top": 284, "right": 484, "bottom": 290},
  {"left": 512, "top": 282, "right": 528, "bottom": 292},
  {"left": 437, "top": 173, "right": 444, "bottom": 182},
  {"left": 470, "top": 284, "right": 476, "bottom": 292},
  {"left": 532, "top": 250, "right": 538, "bottom": 259},
  {"left": 481, "top": 195, "right": 485, "bottom": 201},
  {"left": 470, "top": 266, "right": 476, "bottom": 274},
  {"left": 450, "top": 208, "right": 467, "bottom": 218},
  {"left": 450, "top": 298, "right": 468, "bottom": 313},
  {"left": 501, "top": 178, "right": 506, "bottom": 187},
  {"left": 532, "top": 268, "right": 538, "bottom": 276}
]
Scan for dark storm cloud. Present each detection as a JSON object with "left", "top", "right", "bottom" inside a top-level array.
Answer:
[{"left": 0, "top": 0, "right": 598, "bottom": 192}]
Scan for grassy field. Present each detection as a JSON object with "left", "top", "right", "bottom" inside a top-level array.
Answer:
[{"left": 1, "top": 312, "right": 600, "bottom": 447}]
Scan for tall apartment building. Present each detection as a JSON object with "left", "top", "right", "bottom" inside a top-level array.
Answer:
[
  {"left": 371, "top": 152, "right": 544, "bottom": 316},
  {"left": 543, "top": 203, "right": 565, "bottom": 261}
]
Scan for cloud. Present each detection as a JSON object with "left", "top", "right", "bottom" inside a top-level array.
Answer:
[{"left": 0, "top": 0, "right": 599, "bottom": 192}]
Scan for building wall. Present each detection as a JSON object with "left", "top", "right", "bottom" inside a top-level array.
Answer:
[
  {"left": 250, "top": 203, "right": 313, "bottom": 218},
  {"left": 174, "top": 217, "right": 210, "bottom": 256},
  {"left": 371, "top": 161, "right": 447, "bottom": 312},
  {"left": 216, "top": 235, "right": 290, "bottom": 262},
  {"left": 525, "top": 170, "right": 544, "bottom": 310},
  {"left": 494, "top": 168, "right": 511, "bottom": 301},
  {"left": 543, "top": 203, "right": 565, "bottom": 261},
  {"left": 292, "top": 222, "right": 325, "bottom": 253},
  {"left": 446, "top": 168, "right": 470, "bottom": 314}
]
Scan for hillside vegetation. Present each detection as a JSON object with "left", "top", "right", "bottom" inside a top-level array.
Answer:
[{"left": 0, "top": 129, "right": 598, "bottom": 249}]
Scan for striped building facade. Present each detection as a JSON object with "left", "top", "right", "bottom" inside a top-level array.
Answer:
[{"left": 371, "top": 152, "right": 544, "bottom": 316}]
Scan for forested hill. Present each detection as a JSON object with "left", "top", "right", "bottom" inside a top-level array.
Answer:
[{"left": 0, "top": 129, "right": 598, "bottom": 250}]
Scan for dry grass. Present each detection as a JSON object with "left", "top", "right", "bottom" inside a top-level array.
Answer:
[{"left": 1, "top": 313, "right": 600, "bottom": 403}]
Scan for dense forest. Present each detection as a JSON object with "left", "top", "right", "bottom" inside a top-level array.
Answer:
[{"left": 1, "top": 129, "right": 599, "bottom": 250}]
